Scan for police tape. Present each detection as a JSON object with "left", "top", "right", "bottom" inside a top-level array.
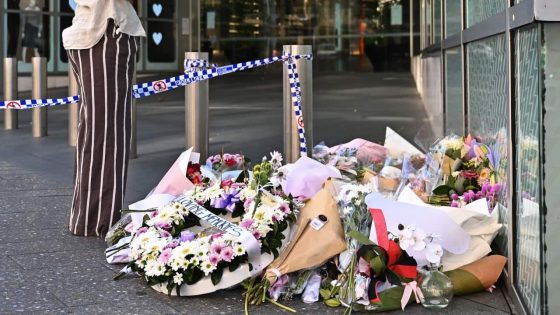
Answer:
[{"left": 0, "top": 53, "right": 312, "bottom": 155}]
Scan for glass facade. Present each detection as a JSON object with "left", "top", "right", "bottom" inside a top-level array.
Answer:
[
  {"left": 466, "top": 34, "right": 509, "bottom": 254},
  {"left": 1, "top": 0, "right": 418, "bottom": 74},
  {"left": 465, "top": 0, "right": 506, "bottom": 27},
  {"left": 200, "top": 0, "right": 417, "bottom": 73},
  {"left": 444, "top": 0, "right": 460, "bottom": 37},
  {"left": 444, "top": 47, "right": 462, "bottom": 135},
  {"left": 514, "top": 25, "right": 542, "bottom": 315}
]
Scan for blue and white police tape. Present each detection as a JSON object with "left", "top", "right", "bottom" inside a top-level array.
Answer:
[{"left": 0, "top": 53, "right": 312, "bottom": 156}]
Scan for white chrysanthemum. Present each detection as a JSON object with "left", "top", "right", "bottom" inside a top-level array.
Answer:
[
  {"left": 200, "top": 261, "right": 216, "bottom": 276},
  {"left": 146, "top": 239, "right": 167, "bottom": 254},
  {"left": 233, "top": 244, "right": 246, "bottom": 256},
  {"left": 202, "top": 184, "right": 224, "bottom": 201},
  {"left": 169, "top": 258, "right": 182, "bottom": 271},
  {"left": 238, "top": 188, "right": 257, "bottom": 201},
  {"left": 173, "top": 273, "right": 184, "bottom": 285},
  {"left": 144, "top": 259, "right": 166, "bottom": 277}
]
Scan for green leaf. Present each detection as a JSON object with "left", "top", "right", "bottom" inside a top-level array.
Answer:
[
  {"left": 211, "top": 267, "right": 224, "bottom": 285},
  {"left": 185, "top": 267, "right": 204, "bottom": 285},
  {"left": 347, "top": 230, "right": 373, "bottom": 245},
  {"left": 371, "top": 255, "right": 386, "bottom": 275},
  {"left": 432, "top": 185, "right": 452, "bottom": 195},
  {"left": 454, "top": 176, "right": 466, "bottom": 194},
  {"left": 320, "top": 288, "right": 331, "bottom": 300},
  {"left": 229, "top": 257, "right": 241, "bottom": 272}
]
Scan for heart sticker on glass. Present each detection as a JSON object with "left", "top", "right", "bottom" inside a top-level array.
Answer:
[
  {"left": 152, "top": 3, "right": 163, "bottom": 17},
  {"left": 152, "top": 32, "right": 163, "bottom": 45}
]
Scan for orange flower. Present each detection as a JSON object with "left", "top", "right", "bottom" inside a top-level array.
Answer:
[{"left": 478, "top": 168, "right": 491, "bottom": 185}]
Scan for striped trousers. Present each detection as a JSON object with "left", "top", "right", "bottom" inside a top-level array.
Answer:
[{"left": 66, "top": 21, "right": 138, "bottom": 237}]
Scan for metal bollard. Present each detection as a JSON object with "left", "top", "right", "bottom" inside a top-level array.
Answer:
[
  {"left": 68, "top": 64, "right": 79, "bottom": 146},
  {"left": 32, "top": 57, "right": 47, "bottom": 137},
  {"left": 282, "top": 45, "right": 313, "bottom": 163},
  {"left": 130, "top": 70, "right": 138, "bottom": 159},
  {"left": 3, "top": 58, "right": 18, "bottom": 130},
  {"left": 185, "top": 51, "right": 209, "bottom": 160}
]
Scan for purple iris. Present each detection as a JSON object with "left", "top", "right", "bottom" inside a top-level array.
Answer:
[
  {"left": 211, "top": 188, "right": 241, "bottom": 212},
  {"left": 466, "top": 139, "right": 478, "bottom": 160},
  {"left": 487, "top": 143, "right": 501, "bottom": 169}
]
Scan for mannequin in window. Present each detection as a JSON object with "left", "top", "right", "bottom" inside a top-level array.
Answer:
[{"left": 21, "top": 0, "right": 43, "bottom": 62}]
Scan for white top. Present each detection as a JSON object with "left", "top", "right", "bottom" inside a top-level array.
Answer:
[{"left": 62, "top": 0, "right": 146, "bottom": 50}]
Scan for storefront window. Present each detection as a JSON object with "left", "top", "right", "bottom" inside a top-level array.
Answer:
[
  {"left": 5, "top": 0, "right": 51, "bottom": 63},
  {"left": 201, "top": 0, "right": 417, "bottom": 73}
]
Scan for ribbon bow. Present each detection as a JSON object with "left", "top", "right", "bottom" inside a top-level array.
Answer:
[{"left": 401, "top": 280, "right": 424, "bottom": 310}]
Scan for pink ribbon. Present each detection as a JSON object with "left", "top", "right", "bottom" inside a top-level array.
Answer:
[
  {"left": 401, "top": 281, "right": 424, "bottom": 310},
  {"left": 485, "top": 284, "right": 496, "bottom": 293}
]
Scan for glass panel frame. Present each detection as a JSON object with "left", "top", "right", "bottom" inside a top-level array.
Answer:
[{"left": 513, "top": 24, "right": 543, "bottom": 315}]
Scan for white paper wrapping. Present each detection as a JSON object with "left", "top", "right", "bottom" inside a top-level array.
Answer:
[{"left": 394, "top": 186, "right": 502, "bottom": 270}]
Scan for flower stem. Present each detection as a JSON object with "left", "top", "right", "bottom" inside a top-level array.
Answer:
[{"left": 266, "top": 298, "right": 297, "bottom": 313}]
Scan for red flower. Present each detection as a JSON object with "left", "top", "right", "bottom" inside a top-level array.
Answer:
[
  {"left": 186, "top": 163, "right": 203, "bottom": 185},
  {"left": 460, "top": 170, "right": 479, "bottom": 179},
  {"left": 224, "top": 157, "right": 237, "bottom": 167}
]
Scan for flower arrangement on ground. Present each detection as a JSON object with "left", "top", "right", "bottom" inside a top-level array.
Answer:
[{"left": 119, "top": 152, "right": 297, "bottom": 296}]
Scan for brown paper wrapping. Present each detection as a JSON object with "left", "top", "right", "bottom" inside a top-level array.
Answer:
[
  {"left": 361, "top": 169, "right": 377, "bottom": 184},
  {"left": 378, "top": 176, "right": 399, "bottom": 192},
  {"left": 459, "top": 255, "right": 507, "bottom": 288},
  {"left": 264, "top": 179, "right": 347, "bottom": 283}
]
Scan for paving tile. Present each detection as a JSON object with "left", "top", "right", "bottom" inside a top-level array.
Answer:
[
  {"left": 462, "top": 288, "right": 512, "bottom": 313},
  {"left": 9, "top": 248, "right": 107, "bottom": 270},
  {"left": 0, "top": 235, "right": 106, "bottom": 255},
  {"left": 0, "top": 270, "right": 67, "bottom": 313},
  {"left": 0, "top": 255, "right": 22, "bottom": 271}
]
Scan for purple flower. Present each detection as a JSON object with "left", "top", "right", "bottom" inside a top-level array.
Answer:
[
  {"left": 487, "top": 143, "right": 501, "bottom": 170},
  {"left": 252, "top": 231, "right": 262, "bottom": 240},
  {"left": 164, "top": 241, "right": 179, "bottom": 249},
  {"left": 279, "top": 203, "right": 291, "bottom": 214},
  {"left": 220, "top": 246, "right": 234, "bottom": 262},
  {"left": 156, "top": 222, "right": 172, "bottom": 230},
  {"left": 451, "top": 201, "right": 459, "bottom": 208},
  {"left": 451, "top": 193, "right": 459, "bottom": 201},
  {"left": 160, "top": 230, "right": 171, "bottom": 238},
  {"left": 211, "top": 242, "right": 225, "bottom": 255},
  {"left": 491, "top": 183, "right": 502, "bottom": 194},
  {"left": 180, "top": 231, "right": 196, "bottom": 243},
  {"left": 135, "top": 227, "right": 148, "bottom": 236},
  {"left": 240, "top": 218, "right": 254, "bottom": 229},
  {"left": 159, "top": 248, "right": 172, "bottom": 264},
  {"left": 209, "top": 253, "right": 221, "bottom": 266}
]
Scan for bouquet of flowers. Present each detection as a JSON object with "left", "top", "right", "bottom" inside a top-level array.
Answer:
[
  {"left": 115, "top": 152, "right": 297, "bottom": 296},
  {"left": 409, "top": 135, "right": 504, "bottom": 211}
]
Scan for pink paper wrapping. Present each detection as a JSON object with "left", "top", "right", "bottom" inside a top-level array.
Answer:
[
  {"left": 281, "top": 156, "right": 341, "bottom": 199},
  {"left": 152, "top": 153, "right": 194, "bottom": 197},
  {"left": 327, "top": 138, "right": 388, "bottom": 165}
]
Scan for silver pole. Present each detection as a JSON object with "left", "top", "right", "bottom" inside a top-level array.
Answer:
[
  {"left": 130, "top": 70, "right": 138, "bottom": 159},
  {"left": 282, "top": 45, "right": 313, "bottom": 163},
  {"left": 32, "top": 57, "right": 47, "bottom": 137},
  {"left": 185, "top": 51, "right": 209, "bottom": 160},
  {"left": 3, "top": 58, "right": 18, "bottom": 130},
  {"left": 68, "top": 64, "right": 79, "bottom": 146}
]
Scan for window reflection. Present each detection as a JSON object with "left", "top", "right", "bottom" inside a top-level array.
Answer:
[
  {"left": 5, "top": 0, "right": 50, "bottom": 62},
  {"left": 201, "top": 0, "right": 417, "bottom": 72}
]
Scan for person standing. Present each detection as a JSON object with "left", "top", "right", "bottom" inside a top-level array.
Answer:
[{"left": 62, "top": 0, "right": 146, "bottom": 237}]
